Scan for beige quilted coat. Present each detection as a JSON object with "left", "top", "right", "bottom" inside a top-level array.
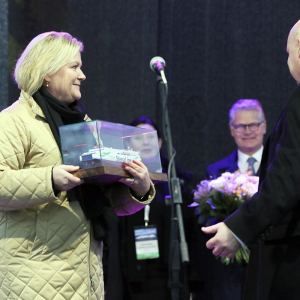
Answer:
[{"left": 0, "top": 91, "right": 155, "bottom": 300}]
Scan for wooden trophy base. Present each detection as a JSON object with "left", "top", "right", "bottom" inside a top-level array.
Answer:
[{"left": 71, "top": 165, "right": 168, "bottom": 185}]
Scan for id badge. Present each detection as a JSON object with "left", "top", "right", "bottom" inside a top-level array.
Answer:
[{"left": 134, "top": 225, "right": 159, "bottom": 260}]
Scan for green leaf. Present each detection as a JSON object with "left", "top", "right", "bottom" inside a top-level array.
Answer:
[
  {"left": 206, "top": 218, "right": 213, "bottom": 226},
  {"left": 210, "top": 209, "right": 220, "bottom": 217},
  {"left": 217, "top": 248, "right": 249, "bottom": 265},
  {"left": 198, "top": 213, "right": 209, "bottom": 224}
]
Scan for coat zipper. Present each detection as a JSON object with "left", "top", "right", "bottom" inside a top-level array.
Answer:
[
  {"left": 90, "top": 275, "right": 95, "bottom": 287},
  {"left": 88, "top": 226, "right": 94, "bottom": 294}
]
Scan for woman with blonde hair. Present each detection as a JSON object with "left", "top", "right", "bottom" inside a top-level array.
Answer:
[{"left": 0, "top": 31, "right": 155, "bottom": 300}]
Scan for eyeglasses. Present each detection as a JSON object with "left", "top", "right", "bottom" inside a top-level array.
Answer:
[{"left": 231, "top": 121, "right": 264, "bottom": 132}]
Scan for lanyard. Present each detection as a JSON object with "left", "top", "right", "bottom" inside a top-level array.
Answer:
[{"left": 144, "top": 204, "right": 150, "bottom": 226}]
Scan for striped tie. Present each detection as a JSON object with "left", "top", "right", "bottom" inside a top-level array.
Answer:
[{"left": 247, "top": 157, "right": 256, "bottom": 175}]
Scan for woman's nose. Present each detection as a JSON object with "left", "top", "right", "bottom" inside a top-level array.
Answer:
[{"left": 79, "top": 69, "right": 86, "bottom": 81}]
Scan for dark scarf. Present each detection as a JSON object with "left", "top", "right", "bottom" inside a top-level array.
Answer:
[{"left": 33, "top": 86, "right": 118, "bottom": 241}]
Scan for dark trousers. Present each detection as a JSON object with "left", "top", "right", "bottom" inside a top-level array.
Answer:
[
  {"left": 125, "top": 279, "right": 172, "bottom": 300},
  {"left": 244, "top": 237, "right": 300, "bottom": 300}
]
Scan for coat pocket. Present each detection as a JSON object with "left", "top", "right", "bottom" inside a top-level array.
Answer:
[{"left": 28, "top": 210, "right": 46, "bottom": 261}]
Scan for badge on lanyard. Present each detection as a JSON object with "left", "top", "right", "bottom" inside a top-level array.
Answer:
[
  {"left": 134, "top": 225, "right": 159, "bottom": 260},
  {"left": 133, "top": 204, "right": 159, "bottom": 260}
]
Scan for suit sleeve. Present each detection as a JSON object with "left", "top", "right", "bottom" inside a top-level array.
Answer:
[
  {"left": 225, "top": 96, "right": 300, "bottom": 249},
  {"left": 205, "top": 165, "right": 216, "bottom": 180}
]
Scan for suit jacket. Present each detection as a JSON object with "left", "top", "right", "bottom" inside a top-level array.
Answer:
[
  {"left": 205, "top": 150, "right": 239, "bottom": 179},
  {"left": 225, "top": 85, "right": 300, "bottom": 300},
  {"left": 205, "top": 150, "right": 260, "bottom": 179}
]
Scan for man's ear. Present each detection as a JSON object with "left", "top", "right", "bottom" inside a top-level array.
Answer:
[
  {"left": 297, "top": 38, "right": 300, "bottom": 58},
  {"left": 263, "top": 120, "right": 267, "bottom": 134},
  {"left": 229, "top": 125, "right": 234, "bottom": 137}
]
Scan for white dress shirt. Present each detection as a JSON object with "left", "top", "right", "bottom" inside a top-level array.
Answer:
[{"left": 237, "top": 146, "right": 263, "bottom": 175}]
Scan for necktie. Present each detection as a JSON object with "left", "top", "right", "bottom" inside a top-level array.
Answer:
[{"left": 247, "top": 157, "right": 256, "bottom": 175}]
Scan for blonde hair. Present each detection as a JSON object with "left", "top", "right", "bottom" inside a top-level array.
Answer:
[{"left": 14, "top": 31, "right": 84, "bottom": 95}]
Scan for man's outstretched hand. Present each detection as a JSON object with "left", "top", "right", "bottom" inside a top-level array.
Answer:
[{"left": 202, "top": 222, "right": 241, "bottom": 259}]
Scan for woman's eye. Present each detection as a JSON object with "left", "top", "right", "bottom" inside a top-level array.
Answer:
[{"left": 72, "top": 65, "right": 78, "bottom": 69}]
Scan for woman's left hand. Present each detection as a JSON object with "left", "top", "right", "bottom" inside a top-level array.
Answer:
[{"left": 119, "top": 160, "right": 151, "bottom": 197}]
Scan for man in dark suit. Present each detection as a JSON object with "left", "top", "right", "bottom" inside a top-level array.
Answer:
[
  {"left": 197, "top": 99, "right": 266, "bottom": 300},
  {"left": 206, "top": 99, "right": 266, "bottom": 180},
  {"left": 202, "top": 20, "right": 300, "bottom": 300}
]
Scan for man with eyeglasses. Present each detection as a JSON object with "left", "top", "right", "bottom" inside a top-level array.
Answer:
[
  {"left": 202, "top": 20, "right": 300, "bottom": 300},
  {"left": 205, "top": 99, "right": 266, "bottom": 180},
  {"left": 196, "top": 99, "right": 266, "bottom": 300}
]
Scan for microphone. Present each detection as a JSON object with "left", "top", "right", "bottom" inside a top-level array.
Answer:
[{"left": 150, "top": 56, "right": 166, "bottom": 74}]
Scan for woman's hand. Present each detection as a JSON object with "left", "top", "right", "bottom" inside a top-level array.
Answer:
[
  {"left": 53, "top": 165, "right": 84, "bottom": 191},
  {"left": 119, "top": 160, "right": 151, "bottom": 197}
]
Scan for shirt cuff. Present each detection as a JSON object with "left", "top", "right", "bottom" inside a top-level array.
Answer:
[{"left": 230, "top": 230, "right": 248, "bottom": 249}]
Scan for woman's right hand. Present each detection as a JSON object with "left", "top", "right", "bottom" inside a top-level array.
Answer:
[{"left": 53, "top": 165, "right": 84, "bottom": 191}]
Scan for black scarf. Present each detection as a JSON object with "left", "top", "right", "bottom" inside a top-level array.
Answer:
[{"left": 33, "top": 86, "right": 118, "bottom": 241}]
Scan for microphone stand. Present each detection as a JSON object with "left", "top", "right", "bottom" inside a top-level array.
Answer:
[{"left": 156, "top": 71, "right": 190, "bottom": 300}]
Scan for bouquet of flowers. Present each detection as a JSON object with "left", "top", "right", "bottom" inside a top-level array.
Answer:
[{"left": 190, "top": 172, "right": 259, "bottom": 265}]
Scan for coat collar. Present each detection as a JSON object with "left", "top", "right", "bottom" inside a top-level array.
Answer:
[
  {"left": 19, "top": 90, "right": 90, "bottom": 122},
  {"left": 19, "top": 90, "right": 46, "bottom": 119}
]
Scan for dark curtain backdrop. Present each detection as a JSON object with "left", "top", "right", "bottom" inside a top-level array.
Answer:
[{"left": 4, "top": 0, "right": 300, "bottom": 188}]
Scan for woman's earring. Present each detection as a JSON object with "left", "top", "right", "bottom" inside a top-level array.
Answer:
[{"left": 46, "top": 81, "right": 49, "bottom": 88}]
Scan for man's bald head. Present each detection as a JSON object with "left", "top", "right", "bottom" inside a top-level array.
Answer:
[
  {"left": 289, "top": 20, "right": 300, "bottom": 43},
  {"left": 287, "top": 20, "right": 300, "bottom": 84}
]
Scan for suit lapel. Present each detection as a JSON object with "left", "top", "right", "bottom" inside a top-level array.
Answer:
[{"left": 227, "top": 150, "right": 239, "bottom": 173}]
